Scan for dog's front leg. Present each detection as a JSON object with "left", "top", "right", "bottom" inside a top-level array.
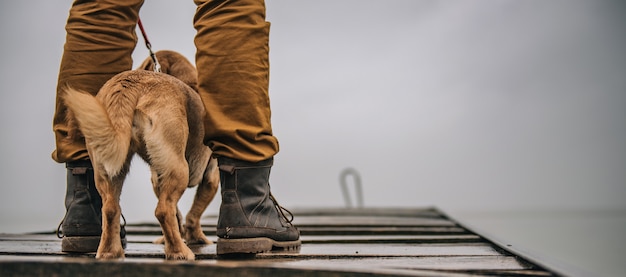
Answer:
[
  {"left": 185, "top": 158, "right": 219, "bottom": 245},
  {"left": 94, "top": 169, "right": 125, "bottom": 259}
]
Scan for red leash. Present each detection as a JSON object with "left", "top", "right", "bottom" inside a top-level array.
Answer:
[{"left": 137, "top": 18, "right": 161, "bottom": 72}]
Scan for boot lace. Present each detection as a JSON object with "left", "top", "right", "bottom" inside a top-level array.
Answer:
[{"left": 269, "top": 192, "right": 294, "bottom": 225}]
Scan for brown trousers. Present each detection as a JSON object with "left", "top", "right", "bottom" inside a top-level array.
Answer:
[{"left": 52, "top": 0, "right": 279, "bottom": 164}]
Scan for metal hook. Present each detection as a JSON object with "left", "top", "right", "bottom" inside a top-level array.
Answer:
[{"left": 340, "top": 167, "right": 364, "bottom": 208}]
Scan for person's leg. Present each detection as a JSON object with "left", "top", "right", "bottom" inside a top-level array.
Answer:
[
  {"left": 53, "top": 0, "right": 143, "bottom": 253},
  {"left": 193, "top": 0, "right": 300, "bottom": 255},
  {"left": 193, "top": 0, "right": 278, "bottom": 162}
]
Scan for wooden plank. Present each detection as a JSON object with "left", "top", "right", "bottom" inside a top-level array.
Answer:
[
  {"left": 0, "top": 240, "right": 502, "bottom": 258},
  {"left": 267, "top": 243, "right": 503, "bottom": 257},
  {"left": 123, "top": 225, "right": 469, "bottom": 236},
  {"left": 292, "top": 216, "right": 456, "bottom": 227},
  {"left": 282, "top": 256, "right": 529, "bottom": 271},
  {"left": 296, "top": 226, "right": 469, "bottom": 236},
  {"left": 0, "top": 254, "right": 543, "bottom": 277},
  {"left": 0, "top": 233, "right": 482, "bottom": 245},
  {"left": 0, "top": 234, "right": 59, "bottom": 242},
  {"left": 288, "top": 207, "right": 444, "bottom": 218},
  {"left": 303, "top": 235, "right": 484, "bottom": 244},
  {"left": 0, "top": 255, "right": 494, "bottom": 277},
  {"left": 123, "top": 234, "right": 484, "bottom": 244},
  {"left": 197, "top": 214, "right": 457, "bottom": 227}
]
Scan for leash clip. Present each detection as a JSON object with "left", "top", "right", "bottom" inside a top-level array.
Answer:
[
  {"left": 149, "top": 48, "right": 162, "bottom": 73},
  {"left": 138, "top": 18, "right": 161, "bottom": 73}
]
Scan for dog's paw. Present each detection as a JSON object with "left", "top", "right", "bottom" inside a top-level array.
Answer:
[
  {"left": 184, "top": 226, "right": 212, "bottom": 245},
  {"left": 96, "top": 250, "right": 125, "bottom": 259},
  {"left": 153, "top": 236, "right": 166, "bottom": 244},
  {"left": 165, "top": 247, "right": 195, "bottom": 261},
  {"left": 185, "top": 234, "right": 213, "bottom": 245}
]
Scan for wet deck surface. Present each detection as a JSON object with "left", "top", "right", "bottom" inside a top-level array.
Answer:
[{"left": 0, "top": 208, "right": 560, "bottom": 276}]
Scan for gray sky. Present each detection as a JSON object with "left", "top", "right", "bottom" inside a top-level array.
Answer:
[{"left": 1, "top": 0, "right": 625, "bottom": 233}]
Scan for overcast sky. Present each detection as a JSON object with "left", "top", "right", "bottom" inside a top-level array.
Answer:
[{"left": 0, "top": 0, "right": 624, "bottom": 233}]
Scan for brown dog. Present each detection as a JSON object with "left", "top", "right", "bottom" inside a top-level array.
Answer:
[{"left": 63, "top": 51, "right": 219, "bottom": 260}]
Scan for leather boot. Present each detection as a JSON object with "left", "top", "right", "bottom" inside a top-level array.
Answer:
[
  {"left": 216, "top": 157, "right": 300, "bottom": 255},
  {"left": 57, "top": 160, "right": 126, "bottom": 252}
]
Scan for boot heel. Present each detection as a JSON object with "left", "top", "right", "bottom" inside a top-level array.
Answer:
[
  {"left": 217, "top": 237, "right": 273, "bottom": 255},
  {"left": 61, "top": 236, "right": 101, "bottom": 253},
  {"left": 217, "top": 237, "right": 302, "bottom": 256},
  {"left": 61, "top": 235, "right": 127, "bottom": 253}
]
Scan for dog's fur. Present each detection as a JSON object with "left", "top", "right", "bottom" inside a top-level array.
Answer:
[{"left": 63, "top": 50, "right": 219, "bottom": 260}]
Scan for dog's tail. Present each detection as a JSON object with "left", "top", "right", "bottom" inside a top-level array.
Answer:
[{"left": 63, "top": 87, "right": 133, "bottom": 177}]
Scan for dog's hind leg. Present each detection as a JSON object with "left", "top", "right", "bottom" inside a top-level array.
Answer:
[
  {"left": 153, "top": 159, "right": 195, "bottom": 260},
  {"left": 184, "top": 157, "right": 219, "bottom": 245},
  {"left": 150, "top": 168, "right": 185, "bottom": 246},
  {"left": 140, "top": 108, "right": 194, "bottom": 260},
  {"left": 94, "top": 161, "right": 128, "bottom": 259}
]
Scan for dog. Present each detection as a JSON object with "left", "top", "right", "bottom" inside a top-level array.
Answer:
[{"left": 63, "top": 50, "right": 219, "bottom": 260}]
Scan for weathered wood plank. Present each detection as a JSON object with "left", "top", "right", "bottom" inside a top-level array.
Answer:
[
  {"left": 198, "top": 214, "right": 457, "bottom": 227},
  {"left": 0, "top": 239, "right": 503, "bottom": 258},
  {"left": 0, "top": 255, "right": 545, "bottom": 277},
  {"left": 123, "top": 225, "right": 469, "bottom": 236},
  {"left": 283, "top": 256, "right": 529, "bottom": 271},
  {"left": 303, "top": 235, "right": 484, "bottom": 244},
  {"left": 265, "top": 243, "right": 504, "bottom": 257},
  {"left": 0, "top": 255, "right": 497, "bottom": 277},
  {"left": 288, "top": 207, "right": 444, "bottom": 218}
]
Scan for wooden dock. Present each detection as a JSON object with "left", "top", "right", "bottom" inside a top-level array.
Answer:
[{"left": 0, "top": 207, "right": 561, "bottom": 276}]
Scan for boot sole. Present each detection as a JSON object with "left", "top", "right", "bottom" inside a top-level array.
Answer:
[
  {"left": 217, "top": 237, "right": 301, "bottom": 256},
  {"left": 61, "top": 236, "right": 127, "bottom": 253}
]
